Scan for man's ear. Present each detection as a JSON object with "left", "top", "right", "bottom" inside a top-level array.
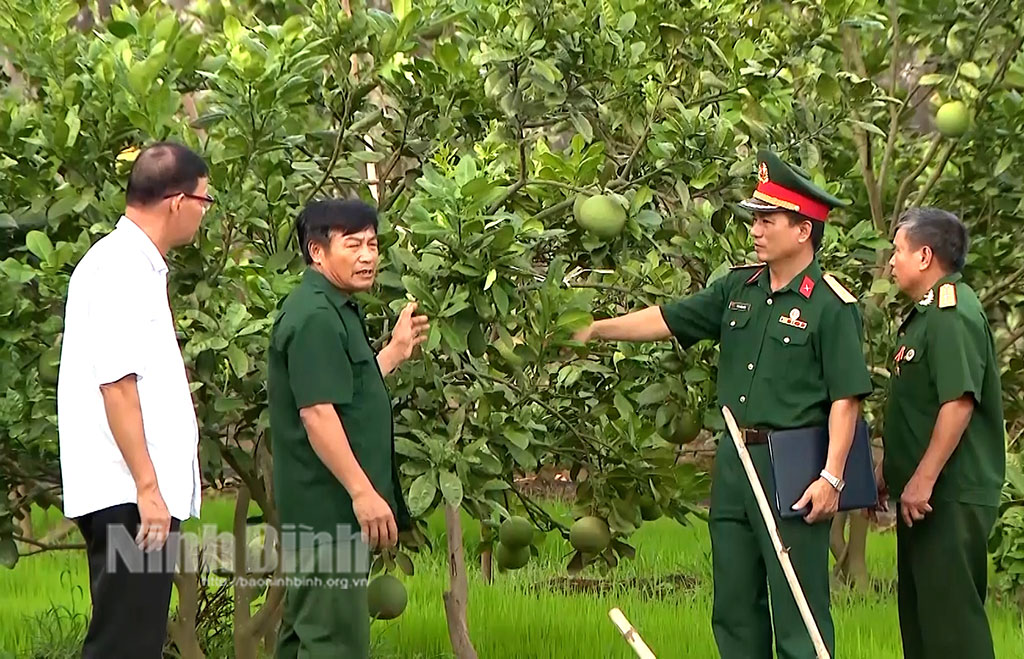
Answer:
[
  {"left": 798, "top": 219, "right": 813, "bottom": 244},
  {"left": 919, "top": 245, "right": 933, "bottom": 271}
]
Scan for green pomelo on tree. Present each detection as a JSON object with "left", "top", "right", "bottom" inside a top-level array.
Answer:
[
  {"left": 569, "top": 516, "right": 611, "bottom": 554},
  {"left": 935, "top": 100, "right": 970, "bottom": 138},
  {"left": 669, "top": 411, "right": 701, "bottom": 445},
  {"left": 575, "top": 195, "right": 626, "bottom": 239},
  {"left": 498, "top": 516, "right": 534, "bottom": 548},
  {"left": 496, "top": 542, "right": 531, "bottom": 570},
  {"left": 367, "top": 574, "right": 408, "bottom": 620}
]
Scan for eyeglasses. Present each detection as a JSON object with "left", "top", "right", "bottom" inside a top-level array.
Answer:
[{"left": 164, "top": 192, "right": 216, "bottom": 207}]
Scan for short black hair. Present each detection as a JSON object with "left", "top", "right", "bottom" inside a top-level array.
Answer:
[
  {"left": 785, "top": 213, "right": 825, "bottom": 252},
  {"left": 296, "top": 199, "right": 379, "bottom": 264},
  {"left": 125, "top": 141, "right": 209, "bottom": 206},
  {"left": 897, "top": 207, "right": 969, "bottom": 272}
]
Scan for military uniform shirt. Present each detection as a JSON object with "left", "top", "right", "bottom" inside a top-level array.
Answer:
[
  {"left": 269, "top": 269, "right": 408, "bottom": 534},
  {"left": 660, "top": 260, "right": 872, "bottom": 429},
  {"left": 883, "top": 273, "right": 1005, "bottom": 507}
]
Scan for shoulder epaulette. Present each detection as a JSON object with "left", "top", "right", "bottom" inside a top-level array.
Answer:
[
  {"left": 938, "top": 282, "right": 957, "bottom": 309},
  {"left": 822, "top": 273, "right": 857, "bottom": 304},
  {"left": 729, "top": 262, "right": 765, "bottom": 270}
]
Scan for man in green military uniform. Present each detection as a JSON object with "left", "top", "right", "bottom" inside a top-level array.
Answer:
[
  {"left": 268, "top": 199, "right": 429, "bottom": 658},
  {"left": 574, "top": 151, "right": 872, "bottom": 658},
  {"left": 883, "top": 207, "right": 1005, "bottom": 659}
]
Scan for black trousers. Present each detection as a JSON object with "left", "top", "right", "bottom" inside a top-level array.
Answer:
[{"left": 75, "top": 503, "right": 182, "bottom": 659}]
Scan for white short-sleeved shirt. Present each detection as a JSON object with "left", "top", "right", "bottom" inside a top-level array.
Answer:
[{"left": 58, "top": 216, "right": 201, "bottom": 520}]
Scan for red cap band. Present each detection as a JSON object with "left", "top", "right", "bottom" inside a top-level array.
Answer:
[{"left": 752, "top": 181, "right": 830, "bottom": 222}]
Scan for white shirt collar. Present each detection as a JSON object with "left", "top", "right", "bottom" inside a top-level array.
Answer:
[{"left": 117, "top": 215, "right": 168, "bottom": 274}]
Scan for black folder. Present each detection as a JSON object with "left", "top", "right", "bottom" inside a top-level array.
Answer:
[{"left": 767, "top": 418, "right": 878, "bottom": 519}]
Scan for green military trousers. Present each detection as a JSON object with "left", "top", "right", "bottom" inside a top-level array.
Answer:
[
  {"left": 896, "top": 501, "right": 998, "bottom": 659},
  {"left": 276, "top": 540, "right": 371, "bottom": 659},
  {"left": 710, "top": 438, "right": 834, "bottom": 659}
]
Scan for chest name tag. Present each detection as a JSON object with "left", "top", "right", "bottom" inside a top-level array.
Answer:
[
  {"left": 729, "top": 301, "right": 750, "bottom": 312},
  {"left": 779, "top": 315, "right": 807, "bottom": 330}
]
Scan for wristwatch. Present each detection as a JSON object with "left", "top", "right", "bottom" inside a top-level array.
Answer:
[{"left": 820, "top": 469, "right": 845, "bottom": 493}]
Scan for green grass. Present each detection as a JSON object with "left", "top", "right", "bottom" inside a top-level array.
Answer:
[{"left": 2, "top": 496, "right": 1022, "bottom": 658}]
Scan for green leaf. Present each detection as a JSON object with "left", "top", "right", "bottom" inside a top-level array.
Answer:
[
  {"left": 484, "top": 269, "right": 497, "bottom": 291},
  {"left": 959, "top": 62, "right": 981, "bottom": 79},
  {"left": 439, "top": 470, "right": 463, "bottom": 507},
  {"left": 407, "top": 473, "right": 437, "bottom": 517},
  {"left": 505, "top": 428, "right": 531, "bottom": 450},
  {"left": 614, "top": 392, "right": 634, "bottom": 420},
  {"left": 918, "top": 73, "right": 946, "bottom": 86},
  {"left": 493, "top": 285, "right": 509, "bottom": 316},
  {"left": 395, "top": 551, "right": 415, "bottom": 576},
  {"left": 994, "top": 153, "right": 1013, "bottom": 177},
  {"left": 64, "top": 107, "right": 81, "bottom": 148},
  {"left": 637, "top": 383, "right": 669, "bottom": 406},
  {"left": 392, "top": 0, "right": 412, "bottom": 20},
  {"left": 107, "top": 21, "right": 136, "bottom": 39},
  {"left": 618, "top": 12, "right": 636, "bottom": 32},
  {"left": 556, "top": 310, "right": 592, "bottom": 331},
  {"left": 849, "top": 120, "right": 886, "bottom": 137},
  {"left": 734, "top": 38, "right": 755, "bottom": 61},
  {"left": 226, "top": 344, "right": 249, "bottom": 378},
  {"left": 25, "top": 231, "right": 53, "bottom": 262},
  {"left": 223, "top": 15, "right": 243, "bottom": 43},
  {"left": 352, "top": 150, "right": 384, "bottom": 163},
  {"left": 869, "top": 279, "right": 891, "bottom": 295}
]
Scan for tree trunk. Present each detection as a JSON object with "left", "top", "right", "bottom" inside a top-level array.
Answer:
[
  {"left": 830, "top": 513, "right": 870, "bottom": 590},
  {"left": 168, "top": 546, "right": 206, "bottom": 659},
  {"left": 480, "top": 527, "right": 492, "bottom": 584},
  {"left": 442, "top": 504, "right": 478, "bottom": 659},
  {"left": 233, "top": 486, "right": 259, "bottom": 659},
  {"left": 843, "top": 513, "right": 870, "bottom": 590}
]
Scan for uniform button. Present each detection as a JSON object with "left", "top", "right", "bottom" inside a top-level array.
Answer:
[
  {"left": 739, "top": 395, "right": 747, "bottom": 403},
  {"left": 784, "top": 337, "right": 791, "bottom": 344},
  {"left": 767, "top": 298, "right": 773, "bottom": 306},
  {"left": 730, "top": 320, "right": 736, "bottom": 327},
  {"left": 747, "top": 363, "right": 754, "bottom": 370}
]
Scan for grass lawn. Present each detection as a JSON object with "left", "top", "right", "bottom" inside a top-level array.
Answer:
[{"left": 1, "top": 495, "right": 1022, "bottom": 658}]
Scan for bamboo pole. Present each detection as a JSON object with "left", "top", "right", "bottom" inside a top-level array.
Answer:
[
  {"left": 721, "top": 406, "right": 830, "bottom": 659},
  {"left": 608, "top": 608, "right": 656, "bottom": 659}
]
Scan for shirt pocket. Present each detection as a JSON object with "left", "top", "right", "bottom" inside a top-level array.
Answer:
[
  {"left": 766, "top": 324, "right": 816, "bottom": 380},
  {"left": 724, "top": 309, "right": 752, "bottom": 332}
]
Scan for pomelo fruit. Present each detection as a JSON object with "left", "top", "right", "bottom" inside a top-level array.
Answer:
[
  {"left": 669, "top": 411, "right": 701, "bottom": 445},
  {"left": 639, "top": 497, "right": 663, "bottom": 521},
  {"left": 496, "top": 542, "right": 531, "bottom": 570},
  {"left": 575, "top": 195, "right": 626, "bottom": 239},
  {"left": 935, "top": 101, "right": 969, "bottom": 138},
  {"left": 569, "top": 516, "right": 611, "bottom": 554},
  {"left": 367, "top": 574, "right": 407, "bottom": 620},
  {"left": 498, "top": 516, "right": 533, "bottom": 549}
]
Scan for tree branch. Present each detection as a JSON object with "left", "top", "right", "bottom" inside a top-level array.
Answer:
[
  {"left": 877, "top": 0, "right": 901, "bottom": 198},
  {"left": 999, "top": 324, "right": 1024, "bottom": 356},
  {"left": 889, "top": 134, "right": 942, "bottom": 231},
  {"left": 14, "top": 535, "right": 85, "bottom": 552},
  {"left": 485, "top": 128, "right": 529, "bottom": 215},
  {"left": 841, "top": 27, "right": 884, "bottom": 230},
  {"left": 981, "top": 263, "right": 1024, "bottom": 307},
  {"left": 910, "top": 141, "right": 956, "bottom": 207}
]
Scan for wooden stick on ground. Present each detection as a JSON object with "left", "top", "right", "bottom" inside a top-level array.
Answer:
[
  {"left": 608, "top": 607, "right": 656, "bottom": 659},
  {"left": 721, "top": 406, "right": 831, "bottom": 659}
]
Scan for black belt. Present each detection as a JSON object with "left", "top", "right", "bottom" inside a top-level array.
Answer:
[{"left": 741, "top": 428, "right": 770, "bottom": 445}]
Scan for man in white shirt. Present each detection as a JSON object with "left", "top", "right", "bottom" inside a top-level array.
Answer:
[{"left": 58, "top": 141, "right": 212, "bottom": 659}]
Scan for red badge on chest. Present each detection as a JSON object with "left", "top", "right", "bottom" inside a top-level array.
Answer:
[{"left": 799, "top": 276, "right": 815, "bottom": 299}]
